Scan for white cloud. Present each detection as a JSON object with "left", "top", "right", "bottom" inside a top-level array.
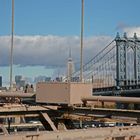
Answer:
[
  {"left": 0, "top": 35, "right": 112, "bottom": 68},
  {"left": 123, "top": 26, "right": 140, "bottom": 37}
]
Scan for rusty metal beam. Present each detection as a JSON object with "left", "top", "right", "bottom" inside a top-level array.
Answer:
[
  {"left": 0, "top": 126, "right": 140, "bottom": 140},
  {"left": 0, "top": 105, "right": 58, "bottom": 118},
  {"left": 0, "top": 124, "right": 9, "bottom": 135},
  {"left": 40, "top": 112, "right": 58, "bottom": 131},
  {"left": 0, "top": 91, "right": 35, "bottom": 98},
  {"left": 82, "top": 96, "right": 140, "bottom": 104},
  {"left": 60, "top": 106, "right": 140, "bottom": 118}
]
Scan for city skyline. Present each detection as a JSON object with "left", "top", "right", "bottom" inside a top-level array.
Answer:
[{"left": 0, "top": 0, "right": 140, "bottom": 86}]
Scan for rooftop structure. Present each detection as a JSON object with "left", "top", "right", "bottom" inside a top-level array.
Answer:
[{"left": 36, "top": 82, "right": 92, "bottom": 105}]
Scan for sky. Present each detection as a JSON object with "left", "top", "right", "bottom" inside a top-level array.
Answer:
[{"left": 0, "top": 0, "right": 140, "bottom": 86}]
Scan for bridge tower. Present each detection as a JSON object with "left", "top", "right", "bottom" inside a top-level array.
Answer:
[
  {"left": 115, "top": 33, "right": 127, "bottom": 87},
  {"left": 133, "top": 33, "right": 140, "bottom": 85},
  {"left": 115, "top": 32, "right": 140, "bottom": 88}
]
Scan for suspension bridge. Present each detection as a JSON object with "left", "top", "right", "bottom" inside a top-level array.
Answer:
[{"left": 72, "top": 32, "right": 140, "bottom": 97}]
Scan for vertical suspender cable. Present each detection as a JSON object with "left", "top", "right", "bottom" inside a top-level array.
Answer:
[{"left": 108, "top": 58, "right": 110, "bottom": 87}]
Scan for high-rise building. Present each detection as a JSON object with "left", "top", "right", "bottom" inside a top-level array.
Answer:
[
  {"left": 15, "top": 75, "right": 22, "bottom": 85},
  {"left": 56, "top": 77, "right": 63, "bottom": 82},
  {"left": 0, "top": 76, "right": 2, "bottom": 87},
  {"left": 45, "top": 77, "right": 51, "bottom": 82},
  {"left": 34, "top": 76, "right": 47, "bottom": 83},
  {"left": 67, "top": 47, "right": 75, "bottom": 81},
  {"left": 15, "top": 75, "right": 26, "bottom": 89}
]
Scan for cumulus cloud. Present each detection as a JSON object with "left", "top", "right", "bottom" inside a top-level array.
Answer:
[
  {"left": 123, "top": 26, "right": 140, "bottom": 37},
  {"left": 0, "top": 35, "right": 112, "bottom": 68}
]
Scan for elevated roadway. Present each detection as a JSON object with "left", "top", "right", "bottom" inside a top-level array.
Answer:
[{"left": 93, "top": 86, "right": 140, "bottom": 97}]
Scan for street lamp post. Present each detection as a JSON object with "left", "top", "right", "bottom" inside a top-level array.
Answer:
[
  {"left": 80, "top": 0, "right": 84, "bottom": 82},
  {"left": 10, "top": 0, "right": 14, "bottom": 90}
]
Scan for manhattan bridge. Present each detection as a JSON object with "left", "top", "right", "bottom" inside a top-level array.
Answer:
[{"left": 72, "top": 32, "right": 140, "bottom": 97}]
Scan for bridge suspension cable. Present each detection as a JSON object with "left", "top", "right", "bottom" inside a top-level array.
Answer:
[{"left": 73, "top": 39, "right": 116, "bottom": 86}]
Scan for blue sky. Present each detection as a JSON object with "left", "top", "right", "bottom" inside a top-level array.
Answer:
[
  {"left": 0, "top": 0, "right": 140, "bottom": 86},
  {"left": 1, "top": 0, "right": 140, "bottom": 36}
]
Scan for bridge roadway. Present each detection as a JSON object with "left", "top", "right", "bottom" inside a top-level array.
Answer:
[
  {"left": 93, "top": 85, "right": 140, "bottom": 96},
  {"left": 0, "top": 104, "right": 140, "bottom": 139}
]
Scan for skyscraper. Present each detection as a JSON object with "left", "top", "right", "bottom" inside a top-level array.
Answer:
[
  {"left": 15, "top": 75, "right": 26, "bottom": 89},
  {"left": 0, "top": 76, "right": 2, "bottom": 87},
  {"left": 67, "top": 47, "right": 75, "bottom": 82}
]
